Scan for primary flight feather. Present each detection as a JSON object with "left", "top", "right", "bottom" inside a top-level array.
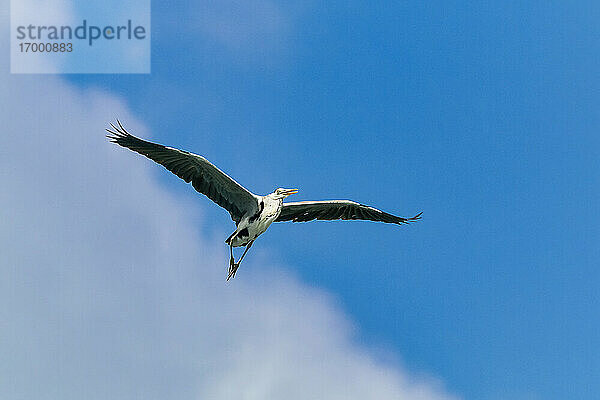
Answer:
[{"left": 107, "top": 120, "right": 422, "bottom": 280}]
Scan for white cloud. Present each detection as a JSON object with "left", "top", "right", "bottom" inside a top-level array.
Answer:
[
  {"left": 10, "top": 0, "right": 75, "bottom": 26},
  {"left": 195, "top": 0, "right": 289, "bottom": 50},
  {"left": 164, "top": 0, "right": 304, "bottom": 66},
  {"left": 10, "top": 0, "right": 75, "bottom": 72},
  {"left": 1, "top": 5, "right": 457, "bottom": 400}
]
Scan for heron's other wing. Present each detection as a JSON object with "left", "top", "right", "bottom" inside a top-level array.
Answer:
[
  {"left": 276, "top": 200, "right": 422, "bottom": 225},
  {"left": 107, "top": 120, "right": 258, "bottom": 224}
]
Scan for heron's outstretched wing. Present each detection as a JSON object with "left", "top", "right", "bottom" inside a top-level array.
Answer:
[
  {"left": 276, "top": 200, "right": 422, "bottom": 225},
  {"left": 107, "top": 120, "right": 258, "bottom": 224}
]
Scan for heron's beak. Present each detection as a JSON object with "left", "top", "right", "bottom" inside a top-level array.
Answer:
[{"left": 283, "top": 188, "right": 298, "bottom": 197}]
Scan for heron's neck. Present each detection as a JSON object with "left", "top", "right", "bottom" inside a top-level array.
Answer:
[{"left": 267, "top": 194, "right": 284, "bottom": 206}]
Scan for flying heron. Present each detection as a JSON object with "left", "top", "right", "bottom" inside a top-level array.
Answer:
[{"left": 107, "top": 120, "right": 422, "bottom": 280}]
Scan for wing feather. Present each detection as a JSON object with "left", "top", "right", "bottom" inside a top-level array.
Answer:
[
  {"left": 276, "top": 200, "right": 421, "bottom": 225},
  {"left": 106, "top": 120, "right": 258, "bottom": 224}
]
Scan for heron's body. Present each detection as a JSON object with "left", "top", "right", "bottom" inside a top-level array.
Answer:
[
  {"left": 226, "top": 196, "right": 282, "bottom": 247},
  {"left": 107, "top": 120, "right": 422, "bottom": 280}
]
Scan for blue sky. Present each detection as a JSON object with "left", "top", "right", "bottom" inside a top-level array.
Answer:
[
  {"left": 70, "top": 2, "right": 599, "bottom": 398},
  {"left": 5, "top": 1, "right": 598, "bottom": 399}
]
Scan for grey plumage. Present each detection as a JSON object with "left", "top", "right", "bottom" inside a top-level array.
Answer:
[
  {"left": 106, "top": 120, "right": 258, "bottom": 225},
  {"left": 276, "top": 200, "right": 422, "bottom": 225}
]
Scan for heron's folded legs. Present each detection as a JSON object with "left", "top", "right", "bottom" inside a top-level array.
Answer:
[
  {"left": 229, "top": 244, "right": 235, "bottom": 268},
  {"left": 228, "top": 245, "right": 237, "bottom": 280},
  {"left": 227, "top": 240, "right": 254, "bottom": 281},
  {"left": 237, "top": 240, "right": 254, "bottom": 265}
]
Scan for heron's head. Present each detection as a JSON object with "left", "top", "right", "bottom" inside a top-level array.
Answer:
[{"left": 273, "top": 187, "right": 298, "bottom": 199}]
